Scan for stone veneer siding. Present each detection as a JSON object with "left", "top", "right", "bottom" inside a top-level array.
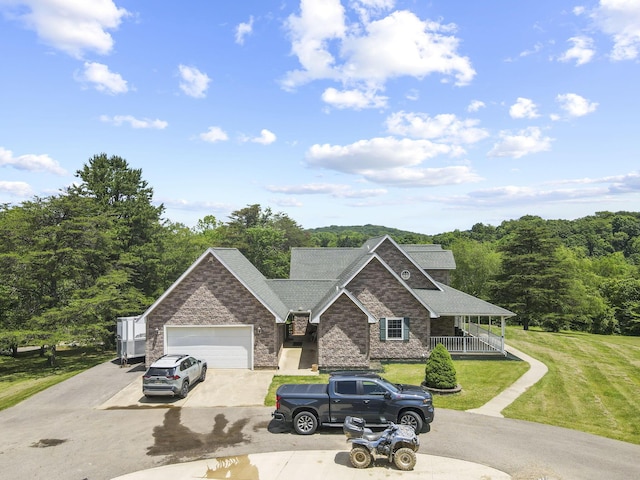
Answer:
[
  {"left": 430, "top": 316, "right": 455, "bottom": 336},
  {"left": 425, "top": 269, "right": 450, "bottom": 285},
  {"left": 318, "top": 294, "right": 370, "bottom": 369},
  {"left": 145, "top": 254, "right": 279, "bottom": 368},
  {"left": 346, "top": 258, "right": 430, "bottom": 361},
  {"left": 375, "top": 240, "right": 437, "bottom": 290}
]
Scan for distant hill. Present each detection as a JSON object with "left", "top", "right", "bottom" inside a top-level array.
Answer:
[{"left": 306, "top": 224, "right": 431, "bottom": 242}]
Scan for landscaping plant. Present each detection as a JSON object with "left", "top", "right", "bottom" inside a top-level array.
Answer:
[{"left": 424, "top": 343, "right": 457, "bottom": 389}]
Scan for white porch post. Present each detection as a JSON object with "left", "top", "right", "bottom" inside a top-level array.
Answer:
[{"left": 501, "top": 316, "right": 506, "bottom": 354}]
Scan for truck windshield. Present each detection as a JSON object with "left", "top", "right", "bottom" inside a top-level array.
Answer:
[{"left": 378, "top": 378, "right": 400, "bottom": 394}]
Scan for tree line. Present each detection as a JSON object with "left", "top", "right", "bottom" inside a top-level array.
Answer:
[{"left": 1, "top": 154, "right": 639, "bottom": 358}]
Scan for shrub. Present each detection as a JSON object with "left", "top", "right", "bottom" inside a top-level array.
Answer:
[{"left": 424, "top": 343, "right": 457, "bottom": 389}]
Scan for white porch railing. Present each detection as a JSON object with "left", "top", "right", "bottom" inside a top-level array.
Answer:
[{"left": 431, "top": 325, "right": 505, "bottom": 355}]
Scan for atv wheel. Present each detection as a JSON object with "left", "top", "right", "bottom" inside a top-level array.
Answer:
[
  {"left": 349, "top": 446, "right": 372, "bottom": 469},
  {"left": 393, "top": 447, "right": 417, "bottom": 471}
]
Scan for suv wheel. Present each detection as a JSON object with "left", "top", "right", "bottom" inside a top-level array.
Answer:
[
  {"left": 200, "top": 366, "right": 207, "bottom": 382},
  {"left": 179, "top": 380, "right": 189, "bottom": 398}
]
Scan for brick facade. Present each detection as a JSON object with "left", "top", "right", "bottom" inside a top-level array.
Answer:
[
  {"left": 344, "top": 258, "right": 430, "bottom": 362},
  {"left": 318, "top": 294, "right": 370, "bottom": 369},
  {"left": 145, "top": 255, "right": 279, "bottom": 368}
]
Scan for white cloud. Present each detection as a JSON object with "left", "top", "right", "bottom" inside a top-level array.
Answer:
[
  {"left": 0, "top": 147, "right": 67, "bottom": 175},
  {"left": 439, "top": 171, "right": 640, "bottom": 208},
  {"left": 304, "top": 136, "right": 480, "bottom": 187},
  {"left": 509, "top": 97, "right": 540, "bottom": 119},
  {"left": 247, "top": 129, "right": 277, "bottom": 145},
  {"left": 361, "top": 165, "right": 481, "bottom": 187},
  {"left": 385, "top": 111, "right": 489, "bottom": 144},
  {"left": 590, "top": 0, "right": 640, "bottom": 61},
  {"left": 467, "top": 100, "right": 485, "bottom": 112},
  {"left": 559, "top": 36, "right": 595, "bottom": 65},
  {"left": 100, "top": 115, "right": 168, "bottom": 129},
  {"left": 0, "top": 0, "right": 129, "bottom": 58},
  {"left": 488, "top": 127, "right": 553, "bottom": 159},
  {"left": 282, "top": 1, "right": 475, "bottom": 108},
  {"left": 76, "top": 62, "right": 128, "bottom": 94},
  {"left": 321, "top": 87, "right": 387, "bottom": 109},
  {"left": 199, "top": 126, "right": 229, "bottom": 143},
  {"left": 0, "top": 180, "right": 33, "bottom": 197},
  {"left": 235, "top": 16, "right": 254, "bottom": 45},
  {"left": 307, "top": 136, "right": 459, "bottom": 173},
  {"left": 178, "top": 65, "right": 211, "bottom": 98},
  {"left": 267, "top": 183, "right": 387, "bottom": 198},
  {"left": 556, "top": 93, "right": 598, "bottom": 117}
]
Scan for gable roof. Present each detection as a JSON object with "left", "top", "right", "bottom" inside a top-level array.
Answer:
[
  {"left": 142, "top": 247, "right": 290, "bottom": 322},
  {"left": 144, "top": 236, "right": 513, "bottom": 325}
]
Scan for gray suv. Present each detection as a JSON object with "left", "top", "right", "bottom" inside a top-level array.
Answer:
[{"left": 142, "top": 354, "right": 207, "bottom": 398}]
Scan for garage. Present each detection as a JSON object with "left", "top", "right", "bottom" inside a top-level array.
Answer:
[{"left": 165, "top": 325, "right": 253, "bottom": 369}]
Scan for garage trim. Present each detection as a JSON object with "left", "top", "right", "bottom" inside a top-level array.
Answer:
[{"left": 164, "top": 325, "right": 254, "bottom": 370}]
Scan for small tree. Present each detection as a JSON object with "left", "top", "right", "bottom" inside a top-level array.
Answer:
[{"left": 424, "top": 344, "right": 457, "bottom": 389}]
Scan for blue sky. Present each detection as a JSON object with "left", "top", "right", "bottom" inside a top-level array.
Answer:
[{"left": 1, "top": 0, "right": 639, "bottom": 235}]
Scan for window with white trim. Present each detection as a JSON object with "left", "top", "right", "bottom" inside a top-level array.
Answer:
[{"left": 379, "top": 317, "right": 410, "bottom": 341}]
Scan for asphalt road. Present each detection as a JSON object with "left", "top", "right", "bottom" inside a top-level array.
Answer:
[{"left": 0, "top": 360, "right": 638, "bottom": 480}]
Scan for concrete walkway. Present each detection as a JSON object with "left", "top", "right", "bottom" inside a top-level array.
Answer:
[{"left": 466, "top": 344, "right": 548, "bottom": 417}]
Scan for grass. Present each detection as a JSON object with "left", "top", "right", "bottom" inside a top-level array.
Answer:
[
  {"left": 502, "top": 326, "right": 640, "bottom": 445},
  {"left": 0, "top": 346, "right": 116, "bottom": 411},
  {"left": 264, "top": 358, "right": 529, "bottom": 411}
]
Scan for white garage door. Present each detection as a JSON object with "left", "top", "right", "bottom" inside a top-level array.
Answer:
[{"left": 165, "top": 326, "right": 253, "bottom": 369}]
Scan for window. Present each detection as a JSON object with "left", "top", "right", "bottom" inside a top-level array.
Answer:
[
  {"left": 362, "top": 381, "right": 386, "bottom": 395},
  {"left": 387, "top": 318, "right": 403, "bottom": 339},
  {"left": 379, "top": 317, "right": 410, "bottom": 341},
  {"left": 335, "top": 380, "right": 357, "bottom": 395}
]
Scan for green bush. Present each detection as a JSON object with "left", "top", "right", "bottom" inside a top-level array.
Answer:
[{"left": 424, "top": 343, "right": 457, "bottom": 389}]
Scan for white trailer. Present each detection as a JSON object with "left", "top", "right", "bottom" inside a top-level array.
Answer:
[{"left": 116, "top": 316, "right": 146, "bottom": 361}]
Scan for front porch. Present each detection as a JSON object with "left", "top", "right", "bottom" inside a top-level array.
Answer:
[{"left": 431, "top": 315, "right": 507, "bottom": 356}]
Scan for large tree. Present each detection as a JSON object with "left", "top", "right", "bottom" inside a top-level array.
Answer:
[{"left": 490, "top": 216, "right": 574, "bottom": 331}]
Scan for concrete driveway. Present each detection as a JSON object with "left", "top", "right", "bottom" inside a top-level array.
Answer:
[
  {"left": 99, "top": 368, "right": 276, "bottom": 409},
  {"left": 2, "top": 359, "right": 640, "bottom": 480}
]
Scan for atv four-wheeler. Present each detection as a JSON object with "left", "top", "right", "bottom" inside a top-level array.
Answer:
[{"left": 343, "top": 416, "right": 419, "bottom": 471}]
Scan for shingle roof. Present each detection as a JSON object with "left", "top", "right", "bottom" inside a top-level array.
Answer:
[
  {"left": 267, "top": 279, "right": 336, "bottom": 312},
  {"left": 147, "top": 236, "right": 512, "bottom": 324},
  {"left": 289, "top": 248, "right": 362, "bottom": 280},
  {"left": 415, "top": 282, "right": 514, "bottom": 317},
  {"left": 211, "top": 248, "right": 291, "bottom": 320},
  {"left": 402, "top": 244, "right": 456, "bottom": 270}
]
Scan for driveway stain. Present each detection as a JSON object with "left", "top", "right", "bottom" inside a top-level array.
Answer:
[
  {"left": 201, "top": 455, "right": 259, "bottom": 479},
  {"left": 31, "top": 439, "right": 67, "bottom": 448},
  {"left": 147, "top": 408, "right": 249, "bottom": 460}
]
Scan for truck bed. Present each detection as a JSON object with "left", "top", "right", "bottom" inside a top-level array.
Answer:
[{"left": 277, "top": 383, "right": 328, "bottom": 396}]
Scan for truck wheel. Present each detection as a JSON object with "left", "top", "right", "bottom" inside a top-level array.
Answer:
[
  {"left": 199, "top": 366, "right": 207, "bottom": 382},
  {"left": 293, "top": 411, "right": 318, "bottom": 435},
  {"left": 393, "top": 447, "right": 416, "bottom": 471},
  {"left": 398, "top": 411, "right": 423, "bottom": 433},
  {"left": 349, "top": 446, "right": 372, "bottom": 469}
]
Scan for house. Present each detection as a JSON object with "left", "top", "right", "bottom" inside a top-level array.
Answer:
[{"left": 143, "top": 235, "right": 514, "bottom": 370}]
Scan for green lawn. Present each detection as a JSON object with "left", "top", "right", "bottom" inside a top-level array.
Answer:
[
  {"left": 266, "top": 328, "right": 640, "bottom": 445},
  {"left": 0, "top": 346, "right": 116, "bottom": 411},
  {"left": 264, "top": 358, "right": 529, "bottom": 411},
  {"left": 502, "top": 327, "right": 640, "bottom": 445}
]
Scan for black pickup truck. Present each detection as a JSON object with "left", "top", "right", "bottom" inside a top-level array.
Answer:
[{"left": 272, "top": 372, "right": 434, "bottom": 435}]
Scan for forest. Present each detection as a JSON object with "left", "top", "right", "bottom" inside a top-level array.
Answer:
[{"left": 1, "top": 154, "right": 639, "bottom": 357}]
